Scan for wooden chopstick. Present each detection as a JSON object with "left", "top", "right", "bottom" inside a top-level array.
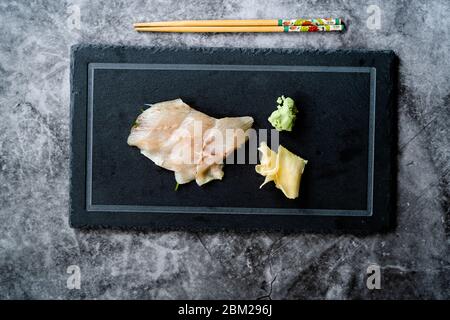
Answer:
[
  {"left": 134, "top": 25, "right": 344, "bottom": 33},
  {"left": 134, "top": 20, "right": 277, "bottom": 27},
  {"left": 134, "top": 18, "right": 342, "bottom": 28}
]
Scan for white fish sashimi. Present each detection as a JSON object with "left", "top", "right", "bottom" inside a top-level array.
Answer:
[{"left": 127, "top": 98, "right": 254, "bottom": 186}]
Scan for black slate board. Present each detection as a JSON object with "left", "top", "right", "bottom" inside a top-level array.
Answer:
[{"left": 70, "top": 45, "right": 397, "bottom": 233}]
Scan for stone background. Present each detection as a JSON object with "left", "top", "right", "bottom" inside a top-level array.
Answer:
[{"left": 0, "top": 0, "right": 449, "bottom": 299}]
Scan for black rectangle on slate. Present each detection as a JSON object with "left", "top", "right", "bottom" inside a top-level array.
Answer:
[{"left": 70, "top": 45, "right": 397, "bottom": 232}]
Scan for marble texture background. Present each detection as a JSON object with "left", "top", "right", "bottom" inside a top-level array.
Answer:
[{"left": 0, "top": 0, "right": 449, "bottom": 299}]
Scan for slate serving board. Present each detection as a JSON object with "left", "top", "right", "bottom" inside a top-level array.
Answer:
[{"left": 70, "top": 45, "right": 397, "bottom": 232}]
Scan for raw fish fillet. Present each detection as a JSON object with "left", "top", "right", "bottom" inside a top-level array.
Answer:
[{"left": 127, "top": 99, "right": 254, "bottom": 186}]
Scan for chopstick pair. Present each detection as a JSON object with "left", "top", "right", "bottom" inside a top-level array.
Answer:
[{"left": 134, "top": 18, "right": 345, "bottom": 33}]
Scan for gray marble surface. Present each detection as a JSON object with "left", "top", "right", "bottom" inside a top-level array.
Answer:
[{"left": 0, "top": 0, "right": 449, "bottom": 299}]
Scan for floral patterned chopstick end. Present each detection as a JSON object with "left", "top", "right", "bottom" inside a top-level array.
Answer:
[
  {"left": 284, "top": 24, "right": 345, "bottom": 32},
  {"left": 278, "top": 18, "right": 342, "bottom": 26}
]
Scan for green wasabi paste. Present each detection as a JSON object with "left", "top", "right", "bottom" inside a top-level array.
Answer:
[{"left": 268, "top": 96, "right": 298, "bottom": 131}]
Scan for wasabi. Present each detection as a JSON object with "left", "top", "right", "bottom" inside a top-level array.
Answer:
[{"left": 268, "top": 96, "right": 298, "bottom": 131}]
